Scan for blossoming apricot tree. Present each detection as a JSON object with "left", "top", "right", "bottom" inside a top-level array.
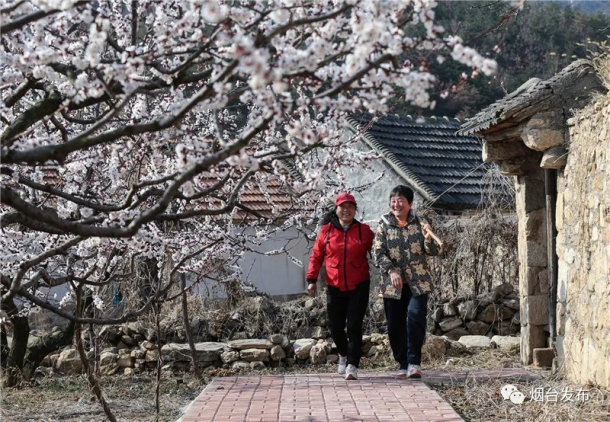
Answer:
[{"left": 0, "top": 0, "right": 511, "bottom": 388}]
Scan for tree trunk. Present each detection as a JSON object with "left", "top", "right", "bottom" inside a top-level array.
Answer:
[
  {"left": 1, "top": 297, "right": 30, "bottom": 387},
  {"left": 181, "top": 273, "right": 202, "bottom": 379},
  {"left": 74, "top": 285, "right": 118, "bottom": 422},
  {"left": 21, "top": 320, "right": 75, "bottom": 379},
  {"left": 1, "top": 324, "right": 9, "bottom": 368}
]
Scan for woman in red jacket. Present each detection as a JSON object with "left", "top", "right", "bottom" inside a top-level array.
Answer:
[{"left": 306, "top": 193, "right": 375, "bottom": 380}]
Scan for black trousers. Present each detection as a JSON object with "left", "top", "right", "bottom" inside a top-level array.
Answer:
[
  {"left": 383, "top": 287, "right": 428, "bottom": 368},
  {"left": 326, "top": 280, "right": 370, "bottom": 367}
]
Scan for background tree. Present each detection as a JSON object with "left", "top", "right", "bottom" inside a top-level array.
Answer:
[{"left": 391, "top": 0, "right": 610, "bottom": 118}]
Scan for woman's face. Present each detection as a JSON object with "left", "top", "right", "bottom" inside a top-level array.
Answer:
[
  {"left": 390, "top": 195, "right": 411, "bottom": 220},
  {"left": 336, "top": 202, "right": 356, "bottom": 226}
]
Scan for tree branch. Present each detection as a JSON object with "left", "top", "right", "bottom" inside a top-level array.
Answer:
[
  {"left": 1, "top": 83, "right": 63, "bottom": 146},
  {"left": 0, "top": 1, "right": 90, "bottom": 34},
  {"left": 3, "top": 236, "right": 84, "bottom": 301}
]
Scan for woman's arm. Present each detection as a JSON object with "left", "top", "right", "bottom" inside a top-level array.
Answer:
[
  {"left": 422, "top": 222, "right": 442, "bottom": 256},
  {"left": 306, "top": 226, "right": 328, "bottom": 282},
  {"left": 373, "top": 221, "right": 395, "bottom": 273}
]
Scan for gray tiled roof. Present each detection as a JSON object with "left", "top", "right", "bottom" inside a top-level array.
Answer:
[
  {"left": 347, "top": 115, "right": 497, "bottom": 209},
  {"left": 458, "top": 60, "right": 603, "bottom": 136}
]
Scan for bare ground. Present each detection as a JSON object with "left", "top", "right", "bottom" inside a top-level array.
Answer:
[{"left": 2, "top": 350, "right": 609, "bottom": 422}]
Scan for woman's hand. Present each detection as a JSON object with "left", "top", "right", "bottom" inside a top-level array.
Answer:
[
  {"left": 389, "top": 269, "right": 402, "bottom": 290},
  {"left": 422, "top": 223, "right": 433, "bottom": 241},
  {"left": 307, "top": 283, "right": 317, "bottom": 297}
]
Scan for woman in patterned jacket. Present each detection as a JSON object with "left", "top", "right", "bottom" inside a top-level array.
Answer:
[{"left": 373, "top": 185, "right": 442, "bottom": 379}]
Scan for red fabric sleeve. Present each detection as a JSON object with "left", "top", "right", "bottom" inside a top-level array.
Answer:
[{"left": 306, "top": 225, "right": 329, "bottom": 281}]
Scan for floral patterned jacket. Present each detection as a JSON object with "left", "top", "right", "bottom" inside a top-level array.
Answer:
[{"left": 373, "top": 211, "right": 440, "bottom": 299}]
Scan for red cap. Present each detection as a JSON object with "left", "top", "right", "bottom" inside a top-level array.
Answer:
[{"left": 335, "top": 193, "right": 357, "bottom": 206}]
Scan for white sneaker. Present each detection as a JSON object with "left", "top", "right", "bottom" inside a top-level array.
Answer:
[
  {"left": 407, "top": 364, "right": 422, "bottom": 379},
  {"left": 345, "top": 364, "right": 358, "bottom": 380},
  {"left": 395, "top": 369, "right": 408, "bottom": 379},
  {"left": 338, "top": 355, "right": 347, "bottom": 374}
]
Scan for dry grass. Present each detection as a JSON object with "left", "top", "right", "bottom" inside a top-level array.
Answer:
[
  {"left": 437, "top": 377, "right": 610, "bottom": 422},
  {"left": 0, "top": 372, "right": 206, "bottom": 422},
  {"left": 589, "top": 40, "right": 610, "bottom": 90}
]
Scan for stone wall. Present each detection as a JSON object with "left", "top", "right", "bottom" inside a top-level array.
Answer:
[{"left": 556, "top": 99, "right": 610, "bottom": 387}]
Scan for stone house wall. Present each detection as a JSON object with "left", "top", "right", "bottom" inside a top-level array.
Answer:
[{"left": 556, "top": 99, "right": 610, "bottom": 387}]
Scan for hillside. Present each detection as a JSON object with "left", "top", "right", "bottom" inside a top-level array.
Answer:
[{"left": 393, "top": 1, "right": 610, "bottom": 118}]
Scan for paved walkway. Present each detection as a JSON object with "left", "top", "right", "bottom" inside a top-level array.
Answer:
[{"left": 180, "top": 368, "right": 540, "bottom": 422}]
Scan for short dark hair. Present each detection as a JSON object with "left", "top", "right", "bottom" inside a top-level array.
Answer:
[{"left": 389, "top": 185, "right": 414, "bottom": 205}]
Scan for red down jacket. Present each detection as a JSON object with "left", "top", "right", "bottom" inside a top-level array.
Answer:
[{"left": 306, "top": 221, "right": 375, "bottom": 291}]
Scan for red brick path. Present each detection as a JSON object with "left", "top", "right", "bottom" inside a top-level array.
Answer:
[{"left": 181, "top": 372, "right": 464, "bottom": 422}]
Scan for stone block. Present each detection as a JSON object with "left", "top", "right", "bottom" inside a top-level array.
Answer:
[
  {"left": 270, "top": 345, "right": 285, "bottom": 361},
  {"left": 533, "top": 347, "right": 555, "bottom": 368},
  {"left": 522, "top": 267, "right": 548, "bottom": 296},
  {"left": 432, "top": 307, "right": 443, "bottom": 322},
  {"left": 458, "top": 300, "right": 479, "bottom": 321},
  {"left": 269, "top": 334, "right": 284, "bottom": 344},
  {"left": 525, "top": 208, "right": 546, "bottom": 241},
  {"left": 522, "top": 295, "right": 548, "bottom": 326},
  {"left": 232, "top": 361, "right": 250, "bottom": 369},
  {"left": 458, "top": 335, "right": 491, "bottom": 350},
  {"left": 55, "top": 349, "right": 82, "bottom": 374},
  {"left": 161, "top": 342, "right": 225, "bottom": 362},
  {"left": 250, "top": 361, "right": 265, "bottom": 370},
  {"left": 540, "top": 146, "right": 567, "bottom": 169},
  {"left": 522, "top": 126, "right": 565, "bottom": 152},
  {"left": 444, "top": 327, "right": 469, "bottom": 341},
  {"left": 439, "top": 317, "right": 463, "bottom": 332},
  {"left": 220, "top": 351, "right": 239, "bottom": 364},
  {"left": 483, "top": 139, "right": 531, "bottom": 162},
  {"left": 443, "top": 303, "right": 458, "bottom": 317},
  {"left": 491, "top": 335, "right": 520, "bottom": 351},
  {"left": 227, "top": 339, "right": 273, "bottom": 350},
  {"left": 466, "top": 321, "right": 490, "bottom": 336},
  {"left": 293, "top": 339, "right": 315, "bottom": 360},
  {"left": 516, "top": 172, "right": 546, "bottom": 213},
  {"left": 477, "top": 304, "right": 513, "bottom": 323},
  {"left": 526, "top": 241, "right": 547, "bottom": 267},
  {"left": 240, "top": 348, "right": 269, "bottom": 362},
  {"left": 309, "top": 344, "right": 327, "bottom": 364},
  {"left": 520, "top": 324, "right": 547, "bottom": 365}
]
